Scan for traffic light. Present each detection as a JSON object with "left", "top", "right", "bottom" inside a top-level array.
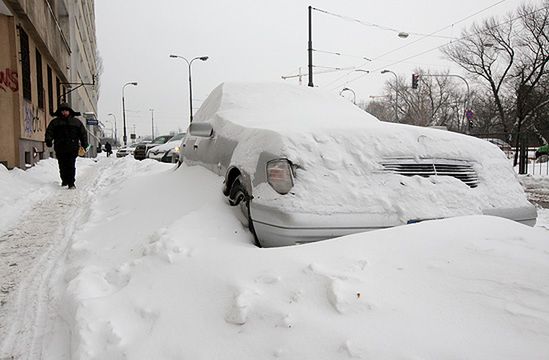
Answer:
[{"left": 412, "top": 73, "right": 419, "bottom": 89}]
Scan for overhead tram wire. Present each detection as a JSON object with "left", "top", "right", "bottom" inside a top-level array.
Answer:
[
  {"left": 369, "top": 0, "right": 508, "bottom": 62},
  {"left": 281, "top": 65, "right": 368, "bottom": 82},
  {"left": 330, "top": 3, "right": 549, "bottom": 91},
  {"left": 321, "top": 0, "right": 510, "bottom": 89},
  {"left": 311, "top": 7, "right": 456, "bottom": 40},
  {"left": 313, "top": 49, "right": 372, "bottom": 61}
]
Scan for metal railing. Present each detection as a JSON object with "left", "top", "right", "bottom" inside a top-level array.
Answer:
[{"left": 474, "top": 133, "right": 548, "bottom": 176}]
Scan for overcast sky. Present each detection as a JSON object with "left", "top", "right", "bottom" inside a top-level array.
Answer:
[{"left": 95, "top": 0, "right": 529, "bottom": 141}]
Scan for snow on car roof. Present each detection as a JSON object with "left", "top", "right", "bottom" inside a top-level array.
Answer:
[{"left": 193, "top": 82, "right": 380, "bottom": 131}]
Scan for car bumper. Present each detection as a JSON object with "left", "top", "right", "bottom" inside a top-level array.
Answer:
[
  {"left": 250, "top": 202, "right": 538, "bottom": 247},
  {"left": 148, "top": 152, "right": 166, "bottom": 161},
  {"left": 250, "top": 202, "right": 399, "bottom": 247},
  {"left": 482, "top": 204, "right": 538, "bottom": 227}
]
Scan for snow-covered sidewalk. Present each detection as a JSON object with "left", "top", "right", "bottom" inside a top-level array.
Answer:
[
  {"left": 0, "top": 160, "right": 99, "bottom": 358},
  {"left": 1, "top": 157, "right": 548, "bottom": 359}
]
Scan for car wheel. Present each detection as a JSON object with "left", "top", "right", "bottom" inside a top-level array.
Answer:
[{"left": 229, "top": 175, "right": 261, "bottom": 247}]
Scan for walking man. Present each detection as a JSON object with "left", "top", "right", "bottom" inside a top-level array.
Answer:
[
  {"left": 104, "top": 141, "right": 113, "bottom": 157},
  {"left": 45, "top": 103, "right": 88, "bottom": 189}
]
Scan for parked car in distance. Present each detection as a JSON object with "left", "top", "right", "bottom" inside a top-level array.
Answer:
[
  {"left": 482, "top": 138, "right": 513, "bottom": 158},
  {"left": 134, "top": 135, "right": 173, "bottom": 160},
  {"left": 535, "top": 143, "right": 549, "bottom": 159},
  {"left": 182, "top": 82, "right": 537, "bottom": 248},
  {"left": 147, "top": 133, "right": 186, "bottom": 163},
  {"left": 116, "top": 143, "right": 139, "bottom": 158}
]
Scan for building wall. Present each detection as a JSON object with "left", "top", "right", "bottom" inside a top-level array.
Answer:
[
  {"left": 68, "top": 0, "right": 98, "bottom": 156},
  {"left": 4, "top": 0, "right": 71, "bottom": 74},
  {"left": 17, "top": 21, "right": 64, "bottom": 167},
  {"left": 0, "top": 14, "right": 19, "bottom": 169},
  {"left": 0, "top": 0, "right": 96, "bottom": 169}
]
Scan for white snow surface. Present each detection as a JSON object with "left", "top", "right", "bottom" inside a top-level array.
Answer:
[{"left": 0, "top": 157, "right": 548, "bottom": 360}]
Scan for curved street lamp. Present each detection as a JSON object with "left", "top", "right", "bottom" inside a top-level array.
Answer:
[
  {"left": 122, "top": 82, "right": 138, "bottom": 146},
  {"left": 339, "top": 87, "right": 356, "bottom": 104},
  {"left": 107, "top": 113, "right": 118, "bottom": 145},
  {"left": 381, "top": 70, "right": 399, "bottom": 122},
  {"left": 169, "top": 54, "right": 209, "bottom": 124}
]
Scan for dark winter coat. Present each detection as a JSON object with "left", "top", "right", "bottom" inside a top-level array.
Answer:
[
  {"left": 45, "top": 103, "right": 89, "bottom": 155},
  {"left": 104, "top": 142, "right": 112, "bottom": 152}
]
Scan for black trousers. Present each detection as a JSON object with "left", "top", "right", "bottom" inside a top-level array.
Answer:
[{"left": 56, "top": 152, "right": 77, "bottom": 185}]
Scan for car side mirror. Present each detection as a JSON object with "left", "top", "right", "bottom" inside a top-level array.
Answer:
[{"left": 189, "top": 122, "right": 213, "bottom": 137}]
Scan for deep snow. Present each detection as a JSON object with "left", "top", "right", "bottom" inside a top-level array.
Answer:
[{"left": 0, "top": 156, "right": 548, "bottom": 360}]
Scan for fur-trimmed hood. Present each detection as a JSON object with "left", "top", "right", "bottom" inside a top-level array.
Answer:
[{"left": 53, "top": 102, "right": 81, "bottom": 117}]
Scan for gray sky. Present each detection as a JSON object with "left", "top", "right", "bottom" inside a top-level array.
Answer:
[{"left": 96, "top": 0, "right": 528, "bottom": 140}]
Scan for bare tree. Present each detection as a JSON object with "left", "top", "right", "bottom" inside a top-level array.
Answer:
[
  {"left": 361, "top": 99, "right": 393, "bottom": 122},
  {"left": 443, "top": 2, "right": 549, "bottom": 165},
  {"left": 442, "top": 15, "right": 516, "bottom": 135},
  {"left": 396, "top": 69, "right": 467, "bottom": 131}
]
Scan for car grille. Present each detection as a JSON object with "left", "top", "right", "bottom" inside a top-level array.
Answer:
[{"left": 380, "top": 159, "right": 479, "bottom": 188}]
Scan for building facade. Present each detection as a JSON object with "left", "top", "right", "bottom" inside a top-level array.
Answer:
[
  {"left": 67, "top": 0, "right": 99, "bottom": 157},
  {"left": 0, "top": 0, "right": 97, "bottom": 169}
]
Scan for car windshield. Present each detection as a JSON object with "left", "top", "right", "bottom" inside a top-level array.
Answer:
[
  {"left": 152, "top": 136, "right": 172, "bottom": 144},
  {"left": 169, "top": 133, "right": 185, "bottom": 141}
]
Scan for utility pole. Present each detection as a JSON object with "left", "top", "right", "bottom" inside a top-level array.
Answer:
[{"left": 308, "top": 6, "right": 313, "bottom": 87}]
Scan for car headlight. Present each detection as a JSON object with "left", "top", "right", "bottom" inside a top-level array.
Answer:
[
  {"left": 266, "top": 159, "right": 294, "bottom": 195},
  {"left": 173, "top": 146, "right": 180, "bottom": 154}
]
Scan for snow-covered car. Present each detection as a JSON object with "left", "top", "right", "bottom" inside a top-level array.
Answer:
[
  {"left": 181, "top": 82, "right": 537, "bottom": 247},
  {"left": 147, "top": 133, "right": 186, "bottom": 163},
  {"left": 134, "top": 135, "right": 173, "bottom": 160},
  {"left": 115, "top": 143, "right": 139, "bottom": 158}
]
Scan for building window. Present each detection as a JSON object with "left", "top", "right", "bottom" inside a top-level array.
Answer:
[
  {"left": 47, "top": 66, "right": 53, "bottom": 115},
  {"left": 36, "top": 50, "right": 44, "bottom": 109},
  {"left": 19, "top": 28, "right": 31, "bottom": 101}
]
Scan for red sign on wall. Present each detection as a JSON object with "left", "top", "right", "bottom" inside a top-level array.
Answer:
[{"left": 0, "top": 68, "right": 18, "bottom": 92}]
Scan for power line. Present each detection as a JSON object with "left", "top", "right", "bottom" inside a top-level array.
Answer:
[
  {"left": 313, "top": 49, "right": 372, "bottom": 61},
  {"left": 311, "top": 7, "right": 455, "bottom": 40},
  {"left": 328, "top": 1, "right": 549, "bottom": 91},
  {"left": 323, "top": 0, "right": 510, "bottom": 89},
  {"left": 371, "top": 0, "right": 508, "bottom": 62}
]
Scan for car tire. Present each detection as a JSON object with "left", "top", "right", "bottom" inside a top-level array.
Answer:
[{"left": 229, "top": 175, "right": 261, "bottom": 247}]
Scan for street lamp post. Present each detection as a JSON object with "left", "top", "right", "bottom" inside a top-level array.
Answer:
[
  {"left": 339, "top": 87, "right": 356, "bottom": 104},
  {"left": 122, "top": 82, "right": 138, "bottom": 146},
  {"left": 107, "top": 113, "right": 117, "bottom": 146},
  {"left": 169, "top": 54, "right": 209, "bottom": 124},
  {"left": 381, "top": 70, "right": 399, "bottom": 122},
  {"left": 149, "top": 108, "right": 155, "bottom": 140}
]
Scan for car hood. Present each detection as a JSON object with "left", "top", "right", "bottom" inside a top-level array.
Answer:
[{"left": 229, "top": 120, "right": 528, "bottom": 220}]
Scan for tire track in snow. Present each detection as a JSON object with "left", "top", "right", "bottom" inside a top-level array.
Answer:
[{"left": 0, "top": 160, "right": 101, "bottom": 360}]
